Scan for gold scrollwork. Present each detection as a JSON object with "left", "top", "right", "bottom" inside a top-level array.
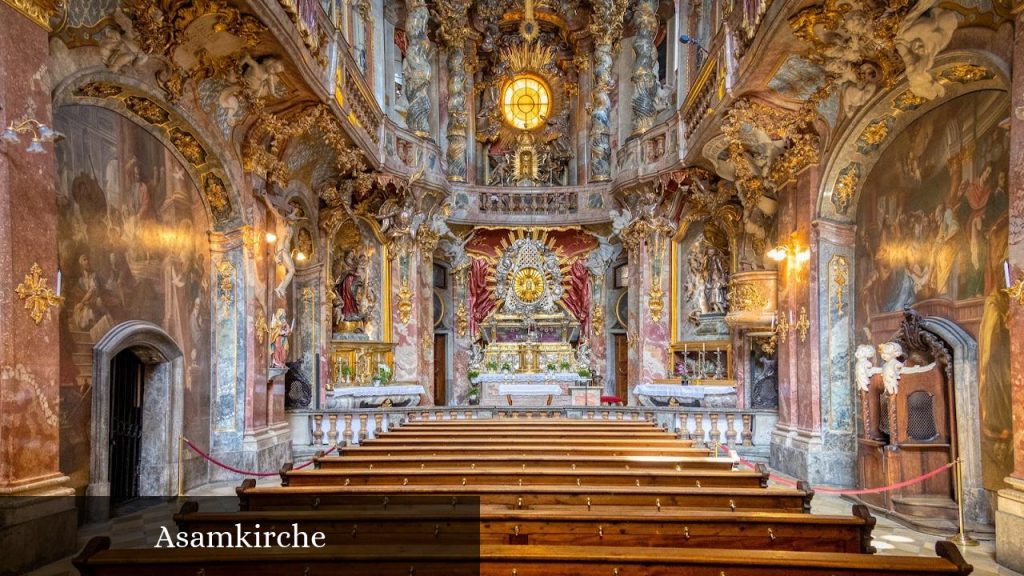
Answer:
[
  {"left": 648, "top": 285, "right": 665, "bottom": 322},
  {"left": 831, "top": 163, "right": 861, "bottom": 215},
  {"left": 940, "top": 64, "right": 992, "bottom": 84},
  {"left": 124, "top": 95, "right": 170, "bottom": 126},
  {"left": 2, "top": 0, "right": 65, "bottom": 31},
  {"left": 727, "top": 282, "right": 767, "bottom": 312},
  {"left": 240, "top": 225, "right": 261, "bottom": 254},
  {"left": 856, "top": 116, "right": 894, "bottom": 155},
  {"left": 455, "top": 301, "right": 469, "bottom": 336},
  {"left": 75, "top": 82, "right": 123, "bottom": 99},
  {"left": 892, "top": 90, "right": 926, "bottom": 112},
  {"left": 169, "top": 128, "right": 208, "bottom": 166},
  {"left": 217, "top": 259, "right": 235, "bottom": 316},
  {"left": 1006, "top": 272, "right": 1024, "bottom": 306},
  {"left": 14, "top": 263, "right": 64, "bottom": 325},
  {"left": 796, "top": 306, "right": 811, "bottom": 343},
  {"left": 775, "top": 311, "right": 790, "bottom": 344},
  {"left": 254, "top": 308, "right": 268, "bottom": 344},
  {"left": 397, "top": 279, "right": 413, "bottom": 324},
  {"left": 831, "top": 255, "right": 849, "bottom": 316}
]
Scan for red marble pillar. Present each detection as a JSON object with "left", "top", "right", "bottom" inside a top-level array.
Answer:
[
  {"left": 770, "top": 166, "right": 830, "bottom": 482},
  {"left": 996, "top": 8, "right": 1024, "bottom": 570},
  {"left": 391, "top": 241, "right": 433, "bottom": 404},
  {"left": 0, "top": 3, "right": 76, "bottom": 572},
  {"left": 625, "top": 226, "right": 671, "bottom": 403}
]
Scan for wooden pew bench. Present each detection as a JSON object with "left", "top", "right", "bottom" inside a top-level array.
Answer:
[
  {"left": 174, "top": 501, "right": 875, "bottom": 553},
  {"left": 235, "top": 479, "right": 813, "bottom": 513},
  {"left": 280, "top": 463, "right": 769, "bottom": 489},
  {"left": 359, "top": 437, "right": 695, "bottom": 448},
  {"left": 339, "top": 444, "right": 712, "bottom": 457},
  {"left": 313, "top": 454, "right": 738, "bottom": 472},
  {"left": 73, "top": 539, "right": 973, "bottom": 576}
]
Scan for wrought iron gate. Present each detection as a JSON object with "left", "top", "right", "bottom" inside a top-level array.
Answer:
[{"left": 109, "top": 349, "right": 144, "bottom": 508}]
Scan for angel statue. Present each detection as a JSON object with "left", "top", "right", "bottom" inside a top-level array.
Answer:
[
  {"left": 609, "top": 207, "right": 633, "bottom": 238},
  {"left": 854, "top": 344, "right": 880, "bottom": 393},
  {"left": 586, "top": 231, "right": 622, "bottom": 275},
  {"left": 878, "top": 342, "right": 905, "bottom": 396},
  {"left": 441, "top": 230, "right": 476, "bottom": 272}
]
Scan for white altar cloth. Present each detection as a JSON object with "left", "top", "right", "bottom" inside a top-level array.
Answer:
[
  {"left": 328, "top": 385, "right": 425, "bottom": 409},
  {"left": 633, "top": 383, "right": 737, "bottom": 408},
  {"left": 477, "top": 373, "right": 581, "bottom": 384},
  {"left": 498, "top": 383, "right": 564, "bottom": 396}
]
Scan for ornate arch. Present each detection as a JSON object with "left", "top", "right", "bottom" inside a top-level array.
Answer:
[
  {"left": 52, "top": 69, "right": 247, "bottom": 231},
  {"left": 816, "top": 50, "right": 1010, "bottom": 222}
]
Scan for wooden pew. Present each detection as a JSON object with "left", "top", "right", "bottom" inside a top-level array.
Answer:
[
  {"left": 280, "top": 463, "right": 769, "bottom": 489},
  {"left": 380, "top": 428, "right": 675, "bottom": 436},
  {"left": 339, "top": 444, "right": 712, "bottom": 457},
  {"left": 73, "top": 538, "right": 973, "bottom": 576},
  {"left": 313, "top": 454, "right": 737, "bottom": 472},
  {"left": 235, "top": 479, "right": 814, "bottom": 513},
  {"left": 360, "top": 437, "right": 695, "bottom": 448},
  {"left": 174, "top": 501, "right": 876, "bottom": 553}
]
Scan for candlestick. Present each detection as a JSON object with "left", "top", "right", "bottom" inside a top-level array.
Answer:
[
  {"left": 56, "top": 269, "right": 62, "bottom": 297},
  {"left": 1005, "top": 260, "right": 1013, "bottom": 289},
  {"left": 789, "top": 310, "right": 794, "bottom": 324}
]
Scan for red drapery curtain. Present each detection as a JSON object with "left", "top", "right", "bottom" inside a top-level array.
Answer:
[
  {"left": 468, "top": 258, "right": 496, "bottom": 337},
  {"left": 563, "top": 259, "right": 591, "bottom": 335}
]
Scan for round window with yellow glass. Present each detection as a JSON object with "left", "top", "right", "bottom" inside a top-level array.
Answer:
[{"left": 501, "top": 74, "right": 551, "bottom": 131}]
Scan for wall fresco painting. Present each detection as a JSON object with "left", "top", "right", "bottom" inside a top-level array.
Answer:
[
  {"left": 854, "top": 90, "right": 1011, "bottom": 491},
  {"left": 54, "top": 105, "right": 212, "bottom": 491}
]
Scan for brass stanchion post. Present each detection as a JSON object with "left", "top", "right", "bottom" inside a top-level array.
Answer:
[
  {"left": 946, "top": 457, "right": 978, "bottom": 547},
  {"left": 177, "top": 436, "right": 186, "bottom": 498}
]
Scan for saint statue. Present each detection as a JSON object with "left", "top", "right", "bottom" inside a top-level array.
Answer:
[
  {"left": 333, "top": 250, "right": 366, "bottom": 332},
  {"left": 268, "top": 308, "right": 292, "bottom": 368}
]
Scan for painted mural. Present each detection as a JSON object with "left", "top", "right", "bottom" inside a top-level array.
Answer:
[
  {"left": 54, "top": 105, "right": 212, "bottom": 491},
  {"left": 854, "top": 89, "right": 1011, "bottom": 490}
]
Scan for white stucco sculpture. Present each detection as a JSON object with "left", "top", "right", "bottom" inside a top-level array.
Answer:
[
  {"left": 895, "top": 0, "right": 958, "bottom": 101},
  {"left": 854, "top": 344, "right": 880, "bottom": 392},
  {"left": 878, "top": 341, "right": 905, "bottom": 396}
]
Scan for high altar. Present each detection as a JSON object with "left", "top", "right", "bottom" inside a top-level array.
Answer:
[{"left": 469, "top": 236, "right": 596, "bottom": 406}]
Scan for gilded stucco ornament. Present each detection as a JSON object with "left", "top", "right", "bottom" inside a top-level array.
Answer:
[
  {"left": 2, "top": 0, "right": 66, "bottom": 31},
  {"left": 727, "top": 282, "right": 768, "bottom": 312},
  {"left": 831, "top": 255, "right": 849, "bottom": 316},
  {"left": 216, "top": 259, "right": 235, "bottom": 317},
  {"left": 940, "top": 64, "right": 992, "bottom": 84},
  {"left": 119, "top": 0, "right": 268, "bottom": 102},
  {"left": 831, "top": 163, "right": 861, "bottom": 216},
  {"left": 856, "top": 115, "right": 895, "bottom": 154},
  {"left": 15, "top": 263, "right": 64, "bottom": 325},
  {"left": 397, "top": 279, "right": 414, "bottom": 324}
]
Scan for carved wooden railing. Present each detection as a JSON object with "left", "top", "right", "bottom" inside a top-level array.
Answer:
[
  {"left": 288, "top": 406, "right": 777, "bottom": 459},
  {"left": 478, "top": 189, "right": 579, "bottom": 215}
]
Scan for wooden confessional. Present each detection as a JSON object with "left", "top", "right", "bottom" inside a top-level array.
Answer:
[{"left": 856, "top": 308, "right": 956, "bottom": 531}]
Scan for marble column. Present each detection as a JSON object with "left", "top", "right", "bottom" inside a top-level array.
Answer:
[
  {"left": 293, "top": 263, "right": 323, "bottom": 410},
  {"left": 0, "top": 4, "right": 76, "bottom": 572},
  {"left": 436, "top": 0, "right": 469, "bottom": 182},
  {"left": 770, "top": 166, "right": 848, "bottom": 485},
  {"left": 451, "top": 266, "right": 473, "bottom": 403},
  {"left": 589, "top": 272, "right": 609, "bottom": 385},
  {"left": 589, "top": 37, "right": 615, "bottom": 182},
  {"left": 996, "top": 7, "right": 1024, "bottom": 570},
  {"left": 390, "top": 237, "right": 434, "bottom": 403},
  {"left": 630, "top": 0, "right": 660, "bottom": 136},
  {"left": 624, "top": 224, "right": 672, "bottom": 403},
  {"left": 403, "top": 0, "right": 433, "bottom": 138}
]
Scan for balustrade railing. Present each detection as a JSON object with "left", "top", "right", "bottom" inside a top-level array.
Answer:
[
  {"left": 450, "top": 183, "right": 613, "bottom": 225},
  {"left": 288, "top": 406, "right": 777, "bottom": 458}
]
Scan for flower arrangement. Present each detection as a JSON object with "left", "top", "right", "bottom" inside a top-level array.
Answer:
[
  {"left": 577, "top": 367, "right": 592, "bottom": 378},
  {"left": 559, "top": 360, "right": 571, "bottom": 372},
  {"left": 485, "top": 361, "right": 498, "bottom": 372},
  {"left": 375, "top": 363, "right": 392, "bottom": 386},
  {"left": 546, "top": 362, "right": 557, "bottom": 372},
  {"left": 501, "top": 362, "right": 512, "bottom": 373},
  {"left": 468, "top": 369, "right": 480, "bottom": 382}
]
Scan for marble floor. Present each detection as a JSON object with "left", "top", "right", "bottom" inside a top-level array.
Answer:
[{"left": 30, "top": 479, "right": 1022, "bottom": 576}]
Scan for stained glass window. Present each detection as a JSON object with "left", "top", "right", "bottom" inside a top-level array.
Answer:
[{"left": 501, "top": 74, "right": 551, "bottom": 131}]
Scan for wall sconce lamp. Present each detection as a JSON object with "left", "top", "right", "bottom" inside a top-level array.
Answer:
[
  {"left": 1, "top": 115, "right": 64, "bottom": 153},
  {"left": 265, "top": 232, "right": 278, "bottom": 244},
  {"left": 766, "top": 232, "right": 810, "bottom": 264},
  {"left": 294, "top": 250, "right": 307, "bottom": 263}
]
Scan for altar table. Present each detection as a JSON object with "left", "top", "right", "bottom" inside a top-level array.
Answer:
[
  {"left": 633, "top": 383, "right": 737, "bottom": 408},
  {"left": 327, "top": 385, "right": 425, "bottom": 409},
  {"left": 497, "top": 383, "right": 562, "bottom": 406}
]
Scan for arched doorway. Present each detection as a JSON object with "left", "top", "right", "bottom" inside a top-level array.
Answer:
[{"left": 86, "top": 321, "right": 184, "bottom": 522}]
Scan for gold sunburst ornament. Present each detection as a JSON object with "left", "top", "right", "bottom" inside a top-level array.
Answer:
[
  {"left": 513, "top": 267, "right": 546, "bottom": 303},
  {"left": 15, "top": 263, "right": 64, "bottom": 325}
]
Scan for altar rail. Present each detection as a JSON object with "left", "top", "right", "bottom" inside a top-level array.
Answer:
[{"left": 288, "top": 406, "right": 777, "bottom": 459}]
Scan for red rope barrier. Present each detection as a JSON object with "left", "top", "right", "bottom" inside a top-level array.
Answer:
[
  {"left": 184, "top": 439, "right": 336, "bottom": 477},
  {"left": 739, "top": 458, "right": 953, "bottom": 495}
]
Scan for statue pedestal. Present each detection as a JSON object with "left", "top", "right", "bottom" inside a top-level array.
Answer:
[
  {"left": 694, "top": 312, "right": 730, "bottom": 337},
  {"left": 997, "top": 478, "right": 1024, "bottom": 572}
]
